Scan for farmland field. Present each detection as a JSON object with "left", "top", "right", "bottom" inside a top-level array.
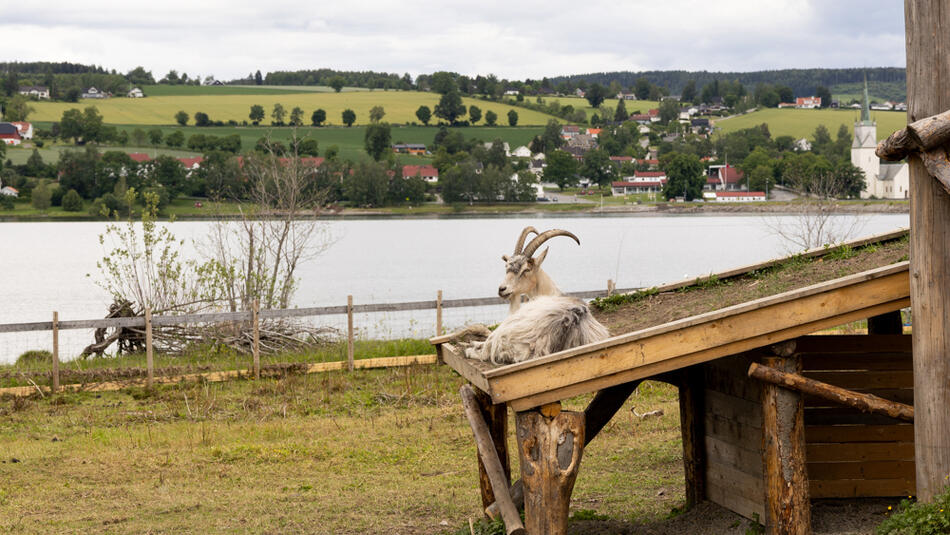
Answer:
[
  {"left": 140, "top": 84, "right": 344, "bottom": 96},
  {"left": 27, "top": 91, "right": 559, "bottom": 126},
  {"left": 715, "top": 107, "right": 908, "bottom": 141}
]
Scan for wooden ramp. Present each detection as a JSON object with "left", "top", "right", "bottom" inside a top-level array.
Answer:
[{"left": 438, "top": 261, "right": 910, "bottom": 411}]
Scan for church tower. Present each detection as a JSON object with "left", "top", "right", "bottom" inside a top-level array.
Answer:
[{"left": 852, "top": 74, "right": 880, "bottom": 198}]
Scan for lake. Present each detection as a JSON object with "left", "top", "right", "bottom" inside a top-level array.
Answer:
[{"left": 0, "top": 213, "right": 908, "bottom": 363}]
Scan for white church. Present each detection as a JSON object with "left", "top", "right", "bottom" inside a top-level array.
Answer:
[{"left": 852, "top": 81, "right": 909, "bottom": 199}]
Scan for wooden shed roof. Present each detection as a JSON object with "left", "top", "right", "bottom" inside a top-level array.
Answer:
[{"left": 435, "top": 229, "right": 911, "bottom": 411}]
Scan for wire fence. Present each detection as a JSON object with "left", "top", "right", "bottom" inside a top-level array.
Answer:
[{"left": 0, "top": 282, "right": 634, "bottom": 395}]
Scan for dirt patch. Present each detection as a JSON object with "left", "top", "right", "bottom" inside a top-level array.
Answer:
[{"left": 593, "top": 235, "right": 909, "bottom": 336}]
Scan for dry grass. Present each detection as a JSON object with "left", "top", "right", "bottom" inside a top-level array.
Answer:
[{"left": 0, "top": 365, "right": 683, "bottom": 534}]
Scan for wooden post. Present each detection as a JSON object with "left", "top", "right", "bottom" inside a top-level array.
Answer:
[
  {"left": 51, "top": 311, "right": 60, "bottom": 393},
  {"left": 473, "top": 387, "right": 509, "bottom": 512},
  {"left": 346, "top": 295, "right": 354, "bottom": 372},
  {"left": 906, "top": 0, "right": 950, "bottom": 501},
  {"left": 516, "top": 402, "right": 585, "bottom": 535},
  {"left": 761, "top": 355, "right": 810, "bottom": 535},
  {"left": 460, "top": 385, "right": 525, "bottom": 535},
  {"left": 678, "top": 367, "right": 706, "bottom": 508},
  {"left": 252, "top": 299, "right": 261, "bottom": 380},
  {"left": 436, "top": 290, "right": 443, "bottom": 337},
  {"left": 145, "top": 307, "right": 153, "bottom": 389},
  {"left": 607, "top": 279, "right": 615, "bottom": 297}
]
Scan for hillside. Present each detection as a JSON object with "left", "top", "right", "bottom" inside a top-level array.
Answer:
[
  {"left": 26, "top": 90, "right": 559, "bottom": 126},
  {"left": 715, "top": 107, "right": 907, "bottom": 141}
]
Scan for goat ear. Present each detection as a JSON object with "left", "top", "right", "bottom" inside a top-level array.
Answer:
[
  {"left": 533, "top": 247, "right": 549, "bottom": 267},
  {"left": 501, "top": 254, "right": 509, "bottom": 262}
]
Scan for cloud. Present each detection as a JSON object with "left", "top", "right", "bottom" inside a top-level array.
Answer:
[{"left": 0, "top": 0, "right": 906, "bottom": 80}]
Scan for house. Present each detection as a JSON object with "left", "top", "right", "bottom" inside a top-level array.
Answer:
[
  {"left": 510, "top": 145, "right": 532, "bottom": 158},
  {"left": 705, "top": 164, "right": 745, "bottom": 191},
  {"left": 609, "top": 155, "right": 633, "bottom": 166},
  {"left": 128, "top": 153, "right": 151, "bottom": 163},
  {"left": 630, "top": 113, "right": 652, "bottom": 125},
  {"left": 504, "top": 89, "right": 520, "bottom": 96},
  {"left": 402, "top": 164, "right": 439, "bottom": 183},
  {"left": 483, "top": 141, "right": 511, "bottom": 156},
  {"left": 392, "top": 143, "right": 427, "bottom": 156},
  {"left": 648, "top": 109, "right": 660, "bottom": 122},
  {"left": 177, "top": 156, "right": 205, "bottom": 174},
  {"left": 128, "top": 87, "right": 145, "bottom": 98},
  {"left": 561, "top": 125, "right": 580, "bottom": 140},
  {"left": 585, "top": 128, "right": 602, "bottom": 139},
  {"left": 795, "top": 96, "right": 821, "bottom": 109},
  {"left": 0, "top": 123, "right": 22, "bottom": 145},
  {"left": 636, "top": 158, "right": 660, "bottom": 169},
  {"left": 0, "top": 186, "right": 18, "bottom": 197},
  {"left": 616, "top": 92, "right": 637, "bottom": 100},
  {"left": 690, "top": 118, "right": 710, "bottom": 134},
  {"left": 777, "top": 102, "right": 797, "bottom": 109},
  {"left": 82, "top": 87, "right": 110, "bottom": 99},
  {"left": 209, "top": 80, "right": 225, "bottom": 86},
  {"left": 709, "top": 191, "right": 766, "bottom": 202},
  {"left": 11, "top": 122, "right": 33, "bottom": 140},
  {"left": 611, "top": 171, "right": 667, "bottom": 194},
  {"left": 871, "top": 102, "right": 894, "bottom": 111},
  {"left": 18, "top": 85, "right": 50, "bottom": 100},
  {"left": 894, "top": 102, "right": 908, "bottom": 111},
  {"left": 794, "top": 138, "right": 813, "bottom": 151},
  {"left": 574, "top": 88, "right": 585, "bottom": 98}
]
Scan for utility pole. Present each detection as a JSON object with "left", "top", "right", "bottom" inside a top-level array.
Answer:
[{"left": 905, "top": 0, "right": 950, "bottom": 502}]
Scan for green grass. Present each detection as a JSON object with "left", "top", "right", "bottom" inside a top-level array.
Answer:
[
  {"left": 716, "top": 107, "right": 908, "bottom": 141},
  {"left": 3, "top": 143, "right": 201, "bottom": 166},
  {"left": 27, "top": 90, "right": 559, "bottom": 126},
  {"left": 140, "top": 84, "right": 346, "bottom": 96}
]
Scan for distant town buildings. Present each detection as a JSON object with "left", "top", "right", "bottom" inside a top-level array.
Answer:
[
  {"left": 852, "top": 81, "right": 909, "bottom": 199},
  {"left": 18, "top": 86, "right": 50, "bottom": 99}
]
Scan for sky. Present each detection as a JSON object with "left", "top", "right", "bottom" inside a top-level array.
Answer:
[{"left": 1, "top": 1, "right": 906, "bottom": 82}]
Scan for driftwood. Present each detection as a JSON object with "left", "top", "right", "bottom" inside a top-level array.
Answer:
[
  {"left": 81, "top": 300, "right": 143, "bottom": 358},
  {"left": 748, "top": 361, "right": 914, "bottom": 422}
]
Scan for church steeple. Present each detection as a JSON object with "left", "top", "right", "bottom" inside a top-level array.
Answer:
[{"left": 861, "top": 72, "right": 872, "bottom": 124}]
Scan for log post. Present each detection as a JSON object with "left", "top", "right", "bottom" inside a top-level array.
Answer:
[
  {"left": 51, "top": 311, "right": 60, "bottom": 393},
  {"left": 678, "top": 367, "right": 706, "bottom": 507},
  {"left": 436, "top": 290, "right": 443, "bottom": 337},
  {"left": 252, "top": 299, "right": 261, "bottom": 380},
  {"left": 906, "top": 0, "right": 950, "bottom": 501},
  {"left": 145, "top": 307, "right": 154, "bottom": 389},
  {"left": 761, "top": 355, "right": 810, "bottom": 535},
  {"left": 516, "top": 402, "right": 585, "bottom": 535},
  {"left": 473, "top": 386, "right": 510, "bottom": 512},
  {"left": 460, "top": 385, "right": 525, "bottom": 535},
  {"left": 607, "top": 279, "right": 615, "bottom": 297},
  {"left": 346, "top": 295, "right": 354, "bottom": 372}
]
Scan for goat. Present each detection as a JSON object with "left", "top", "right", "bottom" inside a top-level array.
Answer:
[
  {"left": 445, "top": 227, "right": 610, "bottom": 365},
  {"left": 498, "top": 227, "right": 580, "bottom": 314}
]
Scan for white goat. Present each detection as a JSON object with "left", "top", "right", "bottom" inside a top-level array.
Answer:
[
  {"left": 448, "top": 227, "right": 610, "bottom": 365},
  {"left": 498, "top": 227, "right": 580, "bottom": 314}
]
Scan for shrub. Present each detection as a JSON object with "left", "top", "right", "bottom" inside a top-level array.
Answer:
[
  {"left": 62, "top": 189, "right": 83, "bottom": 212},
  {"left": 877, "top": 486, "right": 950, "bottom": 535},
  {"left": 0, "top": 195, "right": 14, "bottom": 210},
  {"left": 16, "top": 350, "right": 52, "bottom": 366},
  {"left": 50, "top": 185, "right": 65, "bottom": 207}
]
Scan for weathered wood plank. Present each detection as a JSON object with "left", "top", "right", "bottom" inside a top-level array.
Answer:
[
  {"left": 706, "top": 460, "right": 765, "bottom": 504},
  {"left": 801, "top": 370, "right": 914, "bottom": 390},
  {"left": 705, "top": 435, "right": 764, "bottom": 477},
  {"left": 804, "top": 388, "right": 914, "bottom": 407},
  {"left": 705, "top": 413, "right": 763, "bottom": 448},
  {"left": 809, "top": 478, "right": 915, "bottom": 499},
  {"left": 806, "top": 442, "right": 915, "bottom": 463},
  {"left": 807, "top": 460, "right": 916, "bottom": 481},
  {"left": 804, "top": 408, "right": 912, "bottom": 426},
  {"left": 793, "top": 334, "right": 911, "bottom": 354},
  {"left": 805, "top": 424, "right": 915, "bottom": 444},
  {"left": 707, "top": 480, "right": 766, "bottom": 521},
  {"left": 800, "top": 353, "right": 913, "bottom": 372},
  {"left": 705, "top": 390, "right": 765, "bottom": 429},
  {"left": 438, "top": 343, "right": 491, "bottom": 393},
  {"left": 679, "top": 367, "right": 706, "bottom": 507}
]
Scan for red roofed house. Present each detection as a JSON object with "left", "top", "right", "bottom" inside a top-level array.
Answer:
[
  {"left": 561, "top": 125, "right": 581, "bottom": 140},
  {"left": 706, "top": 164, "right": 745, "bottom": 191},
  {"left": 609, "top": 156, "right": 633, "bottom": 166},
  {"left": 178, "top": 156, "right": 205, "bottom": 175},
  {"left": 128, "top": 153, "right": 151, "bottom": 163},
  {"left": 0, "top": 123, "right": 22, "bottom": 145},
  {"left": 796, "top": 96, "right": 821, "bottom": 109},
  {"left": 611, "top": 170, "right": 668, "bottom": 195},
  {"left": 630, "top": 113, "right": 652, "bottom": 124},
  {"left": 636, "top": 158, "right": 660, "bottom": 169},
  {"left": 402, "top": 164, "right": 439, "bottom": 183},
  {"left": 11, "top": 122, "right": 33, "bottom": 140}
]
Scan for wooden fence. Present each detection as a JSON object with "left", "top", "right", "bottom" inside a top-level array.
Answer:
[{"left": 0, "top": 281, "right": 633, "bottom": 395}]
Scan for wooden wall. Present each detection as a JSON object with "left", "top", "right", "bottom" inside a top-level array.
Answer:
[{"left": 699, "top": 335, "right": 914, "bottom": 520}]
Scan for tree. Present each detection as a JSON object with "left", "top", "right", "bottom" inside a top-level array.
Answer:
[
  {"left": 296, "top": 138, "right": 319, "bottom": 157},
  {"left": 344, "top": 161, "right": 389, "bottom": 206},
  {"left": 289, "top": 106, "right": 304, "bottom": 126},
  {"left": 329, "top": 76, "right": 345, "bottom": 93},
  {"left": 468, "top": 105, "right": 482, "bottom": 125},
  {"left": 681, "top": 80, "right": 697, "bottom": 103},
  {"left": 311, "top": 109, "right": 326, "bottom": 126},
  {"left": 249, "top": 104, "right": 265, "bottom": 124},
  {"left": 271, "top": 103, "right": 286, "bottom": 125},
  {"left": 175, "top": 110, "right": 189, "bottom": 126},
  {"left": 661, "top": 153, "right": 705, "bottom": 201},
  {"left": 484, "top": 110, "right": 498, "bottom": 126},
  {"left": 507, "top": 109, "right": 518, "bottom": 126},
  {"left": 614, "top": 99, "right": 628, "bottom": 123},
  {"left": 59, "top": 108, "right": 85, "bottom": 143},
  {"left": 363, "top": 122, "right": 392, "bottom": 161},
  {"left": 26, "top": 149, "right": 48, "bottom": 177},
  {"left": 415, "top": 105, "right": 432, "bottom": 125},
  {"left": 147, "top": 128, "right": 163, "bottom": 145},
  {"left": 194, "top": 111, "right": 211, "bottom": 127},
  {"left": 581, "top": 148, "right": 613, "bottom": 187},
  {"left": 811, "top": 124, "right": 833, "bottom": 156},
  {"left": 659, "top": 99, "right": 680, "bottom": 124},
  {"left": 634, "top": 77, "right": 652, "bottom": 100},
  {"left": 369, "top": 105, "right": 386, "bottom": 124},
  {"left": 815, "top": 85, "right": 832, "bottom": 108},
  {"left": 146, "top": 155, "right": 187, "bottom": 199},
  {"left": 254, "top": 70, "right": 263, "bottom": 85},
  {"left": 341, "top": 108, "right": 356, "bottom": 127},
  {"left": 544, "top": 150, "right": 578, "bottom": 189},
  {"left": 585, "top": 83, "right": 609, "bottom": 108},
  {"left": 429, "top": 71, "right": 458, "bottom": 94},
  {"left": 3, "top": 94, "right": 34, "bottom": 122},
  {"left": 32, "top": 181, "right": 51, "bottom": 210},
  {"left": 127, "top": 66, "right": 155, "bottom": 86},
  {"left": 434, "top": 90, "right": 466, "bottom": 124},
  {"left": 165, "top": 130, "right": 185, "bottom": 147},
  {"left": 62, "top": 189, "right": 83, "bottom": 212},
  {"left": 440, "top": 161, "right": 480, "bottom": 203}
]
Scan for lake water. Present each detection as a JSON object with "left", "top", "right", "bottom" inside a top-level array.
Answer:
[{"left": 0, "top": 213, "right": 908, "bottom": 363}]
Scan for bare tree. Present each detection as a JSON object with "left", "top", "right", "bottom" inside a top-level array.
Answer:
[{"left": 766, "top": 171, "right": 867, "bottom": 252}]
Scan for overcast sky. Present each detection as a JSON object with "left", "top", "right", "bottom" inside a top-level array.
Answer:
[{"left": 1, "top": 1, "right": 905, "bottom": 81}]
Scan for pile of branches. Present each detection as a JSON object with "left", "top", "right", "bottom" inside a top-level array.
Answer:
[{"left": 82, "top": 300, "right": 337, "bottom": 358}]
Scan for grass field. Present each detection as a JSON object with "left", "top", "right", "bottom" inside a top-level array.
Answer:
[
  {"left": 3, "top": 143, "right": 201, "bottom": 166},
  {"left": 715, "top": 107, "right": 908, "bottom": 141},
  {"left": 140, "top": 84, "right": 340, "bottom": 96},
  {"left": 27, "top": 91, "right": 559, "bottom": 126},
  {"left": 537, "top": 96, "right": 661, "bottom": 120}
]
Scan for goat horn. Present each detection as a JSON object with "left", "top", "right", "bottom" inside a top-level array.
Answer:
[
  {"left": 522, "top": 229, "right": 580, "bottom": 258},
  {"left": 514, "top": 226, "right": 539, "bottom": 254}
]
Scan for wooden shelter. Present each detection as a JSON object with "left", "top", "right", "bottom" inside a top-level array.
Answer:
[{"left": 432, "top": 229, "right": 915, "bottom": 534}]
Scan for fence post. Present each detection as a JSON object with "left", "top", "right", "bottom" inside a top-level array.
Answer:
[
  {"left": 436, "top": 290, "right": 443, "bottom": 336},
  {"left": 51, "top": 311, "right": 60, "bottom": 393},
  {"left": 347, "top": 295, "right": 354, "bottom": 372},
  {"left": 145, "top": 307, "right": 153, "bottom": 389},
  {"left": 607, "top": 279, "right": 616, "bottom": 297},
  {"left": 252, "top": 299, "right": 261, "bottom": 380}
]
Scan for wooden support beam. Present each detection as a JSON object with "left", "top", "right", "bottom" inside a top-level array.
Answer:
[
  {"left": 460, "top": 385, "right": 525, "bottom": 535},
  {"left": 346, "top": 295, "right": 354, "bottom": 372},
  {"left": 906, "top": 0, "right": 950, "bottom": 501},
  {"left": 486, "top": 380, "right": 642, "bottom": 519},
  {"left": 749, "top": 362, "right": 914, "bottom": 422},
  {"left": 868, "top": 311, "right": 903, "bottom": 335},
  {"left": 679, "top": 367, "right": 706, "bottom": 507},
  {"left": 516, "top": 404, "right": 584, "bottom": 535},
  {"left": 145, "top": 307, "right": 153, "bottom": 389},
  {"left": 252, "top": 299, "right": 261, "bottom": 380},
  {"left": 51, "top": 311, "right": 60, "bottom": 393},
  {"left": 761, "top": 356, "right": 811, "bottom": 535},
  {"left": 473, "top": 387, "right": 510, "bottom": 513}
]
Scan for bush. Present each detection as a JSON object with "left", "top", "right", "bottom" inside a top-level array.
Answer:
[
  {"left": 0, "top": 195, "right": 14, "bottom": 210},
  {"left": 877, "top": 486, "right": 950, "bottom": 535},
  {"left": 62, "top": 189, "right": 83, "bottom": 212},
  {"left": 50, "top": 185, "right": 65, "bottom": 207},
  {"left": 16, "top": 350, "right": 52, "bottom": 366}
]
